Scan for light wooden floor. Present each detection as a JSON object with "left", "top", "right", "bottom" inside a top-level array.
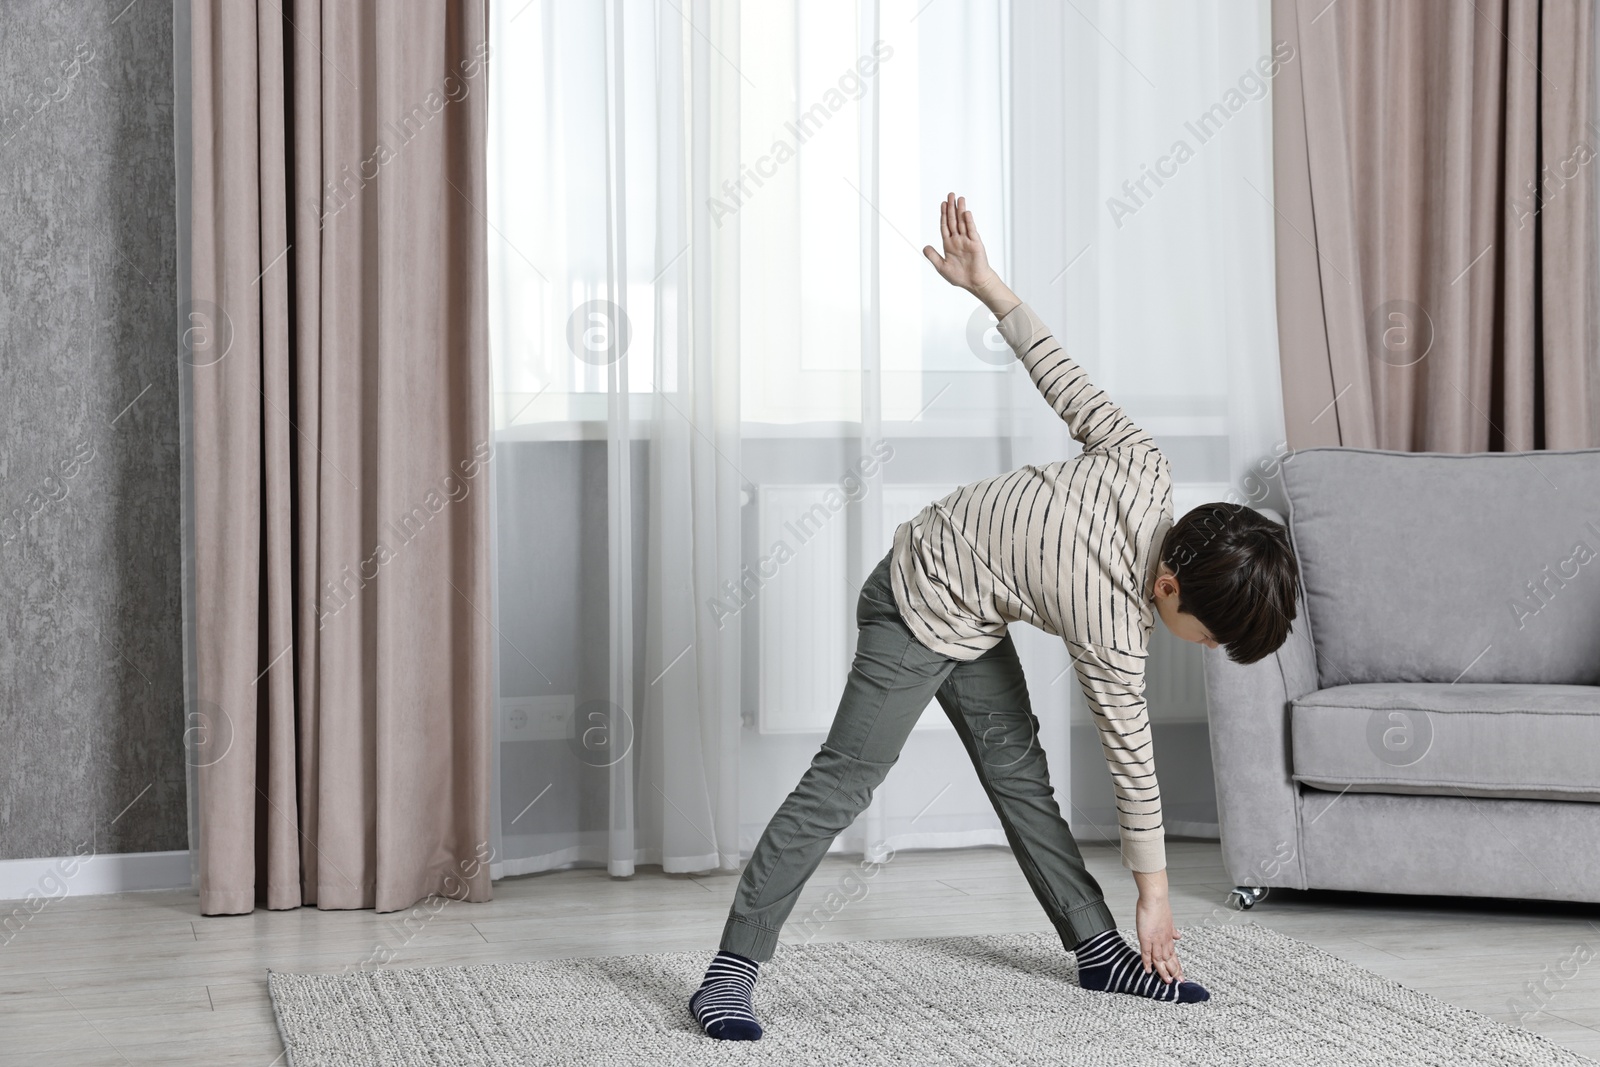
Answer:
[{"left": 2, "top": 839, "right": 1598, "bottom": 1064}]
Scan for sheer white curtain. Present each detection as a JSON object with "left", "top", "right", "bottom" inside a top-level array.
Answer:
[
  {"left": 486, "top": 0, "right": 1283, "bottom": 879},
  {"left": 487, "top": 0, "right": 743, "bottom": 877}
]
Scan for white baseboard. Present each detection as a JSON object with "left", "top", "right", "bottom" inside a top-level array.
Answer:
[{"left": 0, "top": 850, "right": 192, "bottom": 903}]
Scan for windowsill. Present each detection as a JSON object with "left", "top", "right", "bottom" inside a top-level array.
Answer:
[
  {"left": 493, "top": 416, "right": 1231, "bottom": 442},
  {"left": 493, "top": 419, "right": 1040, "bottom": 442}
]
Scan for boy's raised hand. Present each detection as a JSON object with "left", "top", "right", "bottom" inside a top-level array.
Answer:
[
  {"left": 924, "top": 193, "right": 1020, "bottom": 318},
  {"left": 923, "top": 193, "right": 996, "bottom": 292}
]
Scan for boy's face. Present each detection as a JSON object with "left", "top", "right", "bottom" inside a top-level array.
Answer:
[{"left": 1151, "top": 564, "right": 1219, "bottom": 649}]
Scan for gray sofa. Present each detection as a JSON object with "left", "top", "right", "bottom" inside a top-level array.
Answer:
[{"left": 1203, "top": 446, "right": 1600, "bottom": 907}]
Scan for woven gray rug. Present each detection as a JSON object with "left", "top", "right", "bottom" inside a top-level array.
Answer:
[{"left": 267, "top": 922, "right": 1592, "bottom": 1066}]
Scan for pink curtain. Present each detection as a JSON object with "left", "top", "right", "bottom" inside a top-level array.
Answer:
[
  {"left": 1272, "top": 0, "right": 1598, "bottom": 451},
  {"left": 188, "top": 0, "right": 493, "bottom": 914}
]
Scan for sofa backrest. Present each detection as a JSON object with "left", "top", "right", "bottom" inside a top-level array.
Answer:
[{"left": 1281, "top": 447, "right": 1600, "bottom": 687}]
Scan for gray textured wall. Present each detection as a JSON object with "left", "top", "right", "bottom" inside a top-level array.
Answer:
[{"left": 0, "top": 1, "right": 184, "bottom": 859}]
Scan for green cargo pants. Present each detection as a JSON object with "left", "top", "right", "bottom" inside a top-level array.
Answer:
[{"left": 719, "top": 548, "right": 1117, "bottom": 962}]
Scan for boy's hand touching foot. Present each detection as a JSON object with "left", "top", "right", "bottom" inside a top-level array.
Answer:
[
  {"left": 1133, "top": 869, "right": 1184, "bottom": 984},
  {"left": 1071, "top": 869, "right": 1210, "bottom": 1004}
]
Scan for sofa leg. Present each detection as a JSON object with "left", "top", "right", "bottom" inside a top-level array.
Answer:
[{"left": 1226, "top": 886, "right": 1270, "bottom": 911}]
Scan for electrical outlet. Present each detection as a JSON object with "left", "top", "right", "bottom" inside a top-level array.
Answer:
[{"left": 501, "top": 695, "right": 575, "bottom": 742}]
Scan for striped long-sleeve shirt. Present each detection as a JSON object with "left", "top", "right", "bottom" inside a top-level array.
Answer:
[{"left": 889, "top": 300, "right": 1174, "bottom": 873}]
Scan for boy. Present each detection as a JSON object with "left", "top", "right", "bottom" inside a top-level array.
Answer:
[{"left": 690, "top": 193, "right": 1301, "bottom": 1040}]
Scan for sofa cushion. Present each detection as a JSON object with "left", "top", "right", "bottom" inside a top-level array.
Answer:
[
  {"left": 1290, "top": 682, "right": 1600, "bottom": 802},
  {"left": 1281, "top": 447, "right": 1600, "bottom": 686}
]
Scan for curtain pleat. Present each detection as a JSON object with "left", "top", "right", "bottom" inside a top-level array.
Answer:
[
  {"left": 1273, "top": 0, "right": 1598, "bottom": 452},
  {"left": 189, "top": 0, "right": 493, "bottom": 915}
]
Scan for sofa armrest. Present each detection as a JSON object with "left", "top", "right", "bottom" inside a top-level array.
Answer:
[{"left": 1202, "top": 594, "right": 1317, "bottom": 890}]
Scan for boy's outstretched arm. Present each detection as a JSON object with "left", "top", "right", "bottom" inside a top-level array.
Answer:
[{"left": 923, "top": 193, "right": 1154, "bottom": 455}]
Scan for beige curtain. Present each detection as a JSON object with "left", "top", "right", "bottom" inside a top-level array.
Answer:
[
  {"left": 188, "top": 1, "right": 493, "bottom": 915},
  {"left": 1272, "top": 0, "right": 1598, "bottom": 451}
]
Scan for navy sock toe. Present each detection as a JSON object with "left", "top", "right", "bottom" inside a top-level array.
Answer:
[{"left": 699, "top": 1012, "right": 763, "bottom": 1041}]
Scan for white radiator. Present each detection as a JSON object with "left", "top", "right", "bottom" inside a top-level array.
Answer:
[
  {"left": 756, "top": 483, "right": 958, "bottom": 734},
  {"left": 756, "top": 485, "right": 851, "bottom": 734}
]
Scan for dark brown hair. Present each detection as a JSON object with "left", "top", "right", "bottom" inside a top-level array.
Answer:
[{"left": 1159, "top": 503, "right": 1299, "bottom": 665}]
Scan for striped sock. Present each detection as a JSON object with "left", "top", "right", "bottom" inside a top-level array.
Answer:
[
  {"left": 689, "top": 950, "right": 763, "bottom": 1041},
  {"left": 1072, "top": 929, "right": 1210, "bottom": 1004}
]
